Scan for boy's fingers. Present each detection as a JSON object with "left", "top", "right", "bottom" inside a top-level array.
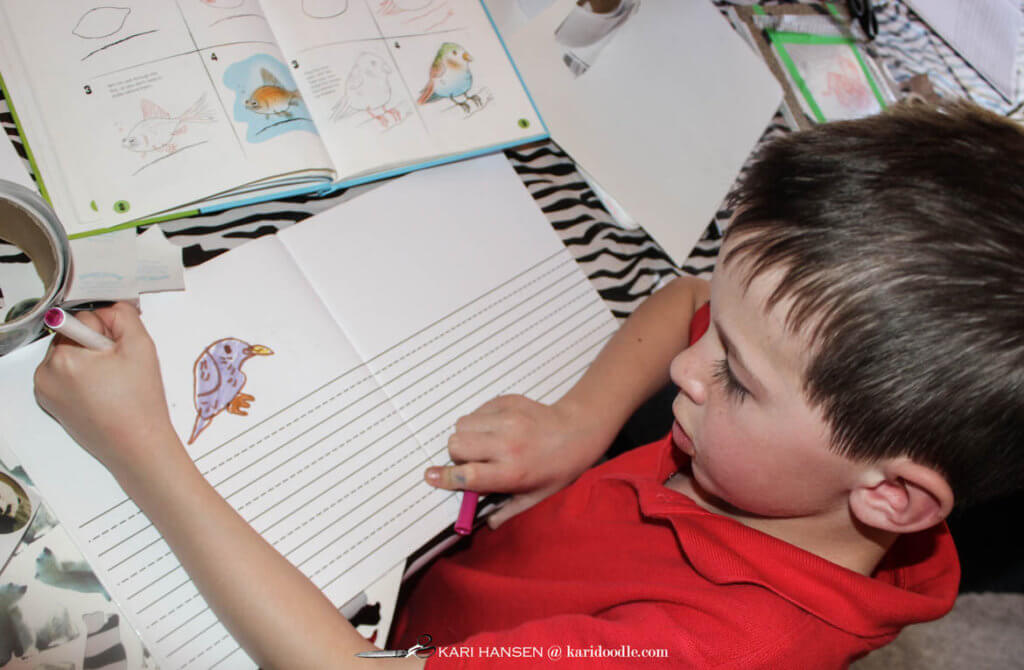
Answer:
[
  {"left": 99, "top": 302, "right": 146, "bottom": 340},
  {"left": 425, "top": 461, "right": 531, "bottom": 493},
  {"left": 71, "top": 309, "right": 107, "bottom": 336},
  {"left": 424, "top": 464, "right": 475, "bottom": 490},
  {"left": 446, "top": 430, "right": 502, "bottom": 462}
]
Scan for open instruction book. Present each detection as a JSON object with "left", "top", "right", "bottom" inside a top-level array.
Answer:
[
  {"left": 0, "top": 0, "right": 545, "bottom": 237},
  {"left": 0, "top": 155, "right": 617, "bottom": 669}
]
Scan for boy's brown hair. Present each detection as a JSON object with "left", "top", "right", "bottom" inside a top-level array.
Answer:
[{"left": 725, "top": 101, "right": 1024, "bottom": 507}]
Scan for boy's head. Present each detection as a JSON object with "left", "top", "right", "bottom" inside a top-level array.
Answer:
[{"left": 719, "top": 101, "right": 1024, "bottom": 512}]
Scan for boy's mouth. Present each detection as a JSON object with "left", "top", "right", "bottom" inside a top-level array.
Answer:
[{"left": 672, "top": 420, "right": 695, "bottom": 456}]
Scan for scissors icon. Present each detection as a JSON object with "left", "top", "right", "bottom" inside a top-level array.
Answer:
[{"left": 356, "top": 634, "right": 436, "bottom": 659}]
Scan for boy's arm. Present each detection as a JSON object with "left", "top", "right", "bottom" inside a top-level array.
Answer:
[
  {"left": 425, "top": 275, "right": 710, "bottom": 526},
  {"left": 33, "top": 303, "right": 424, "bottom": 670}
]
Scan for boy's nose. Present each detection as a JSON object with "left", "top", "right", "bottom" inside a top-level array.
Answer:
[{"left": 670, "top": 347, "right": 707, "bottom": 405}]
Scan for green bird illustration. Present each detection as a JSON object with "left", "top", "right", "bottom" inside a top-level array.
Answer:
[{"left": 417, "top": 42, "right": 482, "bottom": 113}]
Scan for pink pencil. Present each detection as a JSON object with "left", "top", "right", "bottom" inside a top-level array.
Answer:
[
  {"left": 44, "top": 307, "right": 113, "bottom": 351},
  {"left": 454, "top": 491, "right": 479, "bottom": 535}
]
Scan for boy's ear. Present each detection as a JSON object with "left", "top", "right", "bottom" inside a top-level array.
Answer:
[{"left": 849, "top": 458, "right": 954, "bottom": 534}]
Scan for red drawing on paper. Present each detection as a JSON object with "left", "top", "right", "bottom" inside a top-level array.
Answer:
[{"left": 823, "top": 57, "right": 873, "bottom": 112}]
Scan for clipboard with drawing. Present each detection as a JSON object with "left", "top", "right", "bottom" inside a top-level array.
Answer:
[{"left": 726, "top": 2, "right": 897, "bottom": 130}]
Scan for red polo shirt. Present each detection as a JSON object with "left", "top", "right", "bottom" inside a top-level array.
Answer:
[{"left": 391, "top": 304, "right": 959, "bottom": 667}]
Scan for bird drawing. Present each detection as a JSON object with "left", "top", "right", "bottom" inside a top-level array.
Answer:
[
  {"left": 188, "top": 338, "right": 273, "bottom": 445},
  {"left": 302, "top": 0, "right": 349, "bottom": 18},
  {"left": 330, "top": 52, "right": 401, "bottom": 127},
  {"left": 245, "top": 68, "right": 302, "bottom": 118},
  {"left": 417, "top": 42, "right": 481, "bottom": 113},
  {"left": 122, "top": 94, "right": 215, "bottom": 157},
  {"left": 378, "top": 0, "right": 431, "bottom": 14}
]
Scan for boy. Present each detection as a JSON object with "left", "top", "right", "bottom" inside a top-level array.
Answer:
[{"left": 34, "top": 101, "right": 1024, "bottom": 668}]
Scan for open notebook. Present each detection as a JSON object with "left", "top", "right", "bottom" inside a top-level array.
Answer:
[
  {"left": 0, "top": 0, "right": 545, "bottom": 237},
  {"left": 0, "top": 155, "right": 617, "bottom": 669}
]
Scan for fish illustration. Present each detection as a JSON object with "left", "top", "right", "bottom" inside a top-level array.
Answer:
[
  {"left": 72, "top": 6, "right": 130, "bottom": 39},
  {"left": 245, "top": 68, "right": 302, "bottom": 118},
  {"left": 122, "top": 94, "right": 215, "bottom": 157}
]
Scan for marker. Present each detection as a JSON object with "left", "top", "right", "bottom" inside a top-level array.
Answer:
[
  {"left": 44, "top": 307, "right": 114, "bottom": 351},
  {"left": 454, "top": 491, "right": 479, "bottom": 535}
]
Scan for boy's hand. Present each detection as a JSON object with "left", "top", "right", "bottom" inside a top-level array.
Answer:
[
  {"left": 33, "top": 302, "right": 178, "bottom": 481},
  {"left": 424, "top": 394, "right": 605, "bottom": 528}
]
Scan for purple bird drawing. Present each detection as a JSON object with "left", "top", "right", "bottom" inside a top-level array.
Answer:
[{"left": 188, "top": 337, "right": 274, "bottom": 445}]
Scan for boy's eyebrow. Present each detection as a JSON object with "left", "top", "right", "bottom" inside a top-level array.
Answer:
[{"left": 714, "top": 319, "right": 763, "bottom": 393}]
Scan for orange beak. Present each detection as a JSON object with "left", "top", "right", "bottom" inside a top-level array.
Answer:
[{"left": 462, "top": 52, "right": 473, "bottom": 62}]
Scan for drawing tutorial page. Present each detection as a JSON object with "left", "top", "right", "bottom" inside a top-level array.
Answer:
[
  {"left": 0, "top": 0, "right": 334, "bottom": 233},
  {"left": 259, "top": 0, "right": 544, "bottom": 178}
]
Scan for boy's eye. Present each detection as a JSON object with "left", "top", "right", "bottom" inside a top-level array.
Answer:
[{"left": 713, "top": 358, "right": 750, "bottom": 402}]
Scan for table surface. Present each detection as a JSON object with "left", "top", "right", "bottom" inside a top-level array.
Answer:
[{"left": 1, "top": 1, "right": 1021, "bottom": 667}]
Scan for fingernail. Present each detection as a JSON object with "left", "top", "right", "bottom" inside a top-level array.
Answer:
[{"left": 425, "top": 468, "right": 441, "bottom": 485}]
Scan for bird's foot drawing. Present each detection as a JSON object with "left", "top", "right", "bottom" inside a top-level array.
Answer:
[
  {"left": 451, "top": 95, "right": 471, "bottom": 113},
  {"left": 468, "top": 94, "right": 482, "bottom": 109},
  {"left": 369, "top": 109, "right": 391, "bottom": 128},
  {"left": 227, "top": 393, "right": 255, "bottom": 416},
  {"left": 387, "top": 107, "right": 402, "bottom": 123}
]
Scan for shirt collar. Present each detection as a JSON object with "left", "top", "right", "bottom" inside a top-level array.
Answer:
[{"left": 596, "top": 435, "right": 959, "bottom": 638}]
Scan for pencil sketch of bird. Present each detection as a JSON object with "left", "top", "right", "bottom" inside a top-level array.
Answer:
[
  {"left": 188, "top": 338, "right": 273, "bottom": 445},
  {"left": 417, "top": 42, "right": 481, "bottom": 113},
  {"left": 245, "top": 68, "right": 302, "bottom": 118},
  {"left": 378, "top": 0, "right": 432, "bottom": 14},
  {"left": 302, "top": 0, "right": 349, "bottom": 18},
  {"left": 330, "top": 52, "right": 401, "bottom": 126},
  {"left": 122, "top": 94, "right": 216, "bottom": 157}
]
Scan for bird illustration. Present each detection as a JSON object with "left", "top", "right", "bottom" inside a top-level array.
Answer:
[
  {"left": 302, "top": 0, "right": 349, "bottom": 18},
  {"left": 378, "top": 0, "right": 432, "bottom": 14},
  {"left": 245, "top": 68, "right": 302, "bottom": 118},
  {"left": 417, "top": 42, "right": 481, "bottom": 113},
  {"left": 188, "top": 338, "right": 273, "bottom": 445},
  {"left": 122, "top": 94, "right": 215, "bottom": 157},
  {"left": 330, "top": 52, "right": 401, "bottom": 127}
]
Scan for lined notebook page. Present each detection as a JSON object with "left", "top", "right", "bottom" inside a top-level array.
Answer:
[{"left": 0, "top": 155, "right": 617, "bottom": 669}]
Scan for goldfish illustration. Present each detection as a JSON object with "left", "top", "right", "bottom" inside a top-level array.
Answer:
[
  {"left": 245, "top": 68, "right": 302, "bottom": 118},
  {"left": 122, "top": 94, "right": 215, "bottom": 157}
]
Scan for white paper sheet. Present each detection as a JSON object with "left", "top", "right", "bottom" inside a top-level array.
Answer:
[
  {"left": 905, "top": 0, "right": 1022, "bottom": 102},
  {"left": 0, "top": 154, "right": 617, "bottom": 669},
  {"left": 507, "top": 0, "right": 782, "bottom": 265}
]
